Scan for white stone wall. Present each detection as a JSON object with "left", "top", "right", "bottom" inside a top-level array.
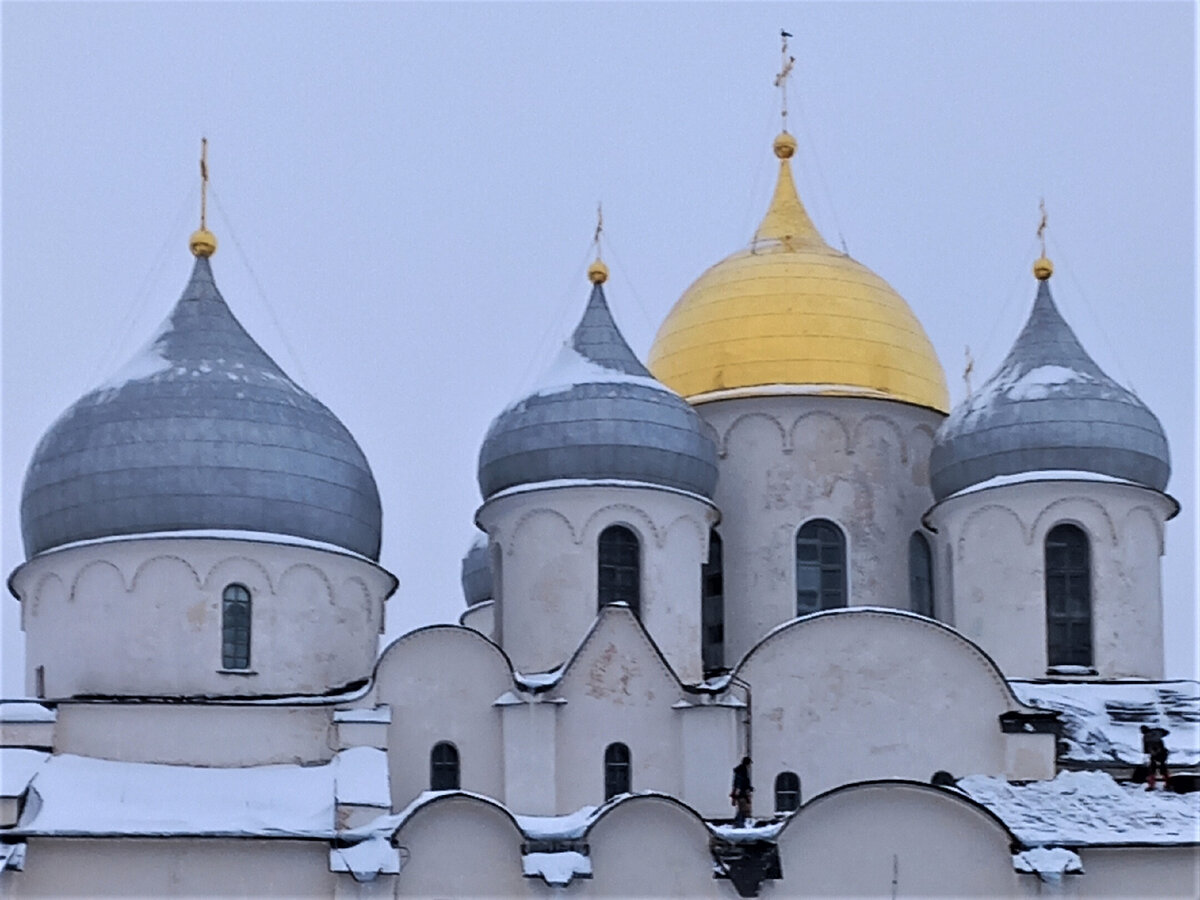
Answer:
[
  {"left": 53, "top": 703, "right": 335, "bottom": 766},
  {"left": 11, "top": 537, "right": 396, "bottom": 699},
  {"left": 459, "top": 600, "right": 494, "bottom": 640},
  {"left": 927, "top": 481, "right": 1174, "bottom": 679},
  {"left": 476, "top": 484, "right": 718, "bottom": 682},
  {"left": 777, "top": 782, "right": 1020, "bottom": 898},
  {"left": 374, "top": 626, "right": 508, "bottom": 810},
  {"left": 2, "top": 837, "right": 336, "bottom": 898},
  {"left": 737, "top": 609, "right": 1054, "bottom": 805},
  {"left": 695, "top": 395, "right": 943, "bottom": 666}
]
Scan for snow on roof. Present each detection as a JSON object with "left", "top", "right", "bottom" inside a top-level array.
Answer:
[
  {"left": 333, "top": 705, "right": 391, "bottom": 724},
  {"left": 1010, "top": 680, "right": 1199, "bottom": 766},
  {"left": 0, "top": 701, "right": 55, "bottom": 723},
  {"left": 522, "top": 344, "right": 664, "bottom": 403},
  {"left": 514, "top": 805, "right": 600, "bottom": 840},
  {"left": 514, "top": 665, "right": 567, "bottom": 691},
  {"left": 944, "top": 469, "right": 1137, "bottom": 500},
  {"left": 522, "top": 850, "right": 592, "bottom": 886},
  {"left": 1, "top": 749, "right": 48, "bottom": 797},
  {"left": 329, "top": 834, "right": 401, "bottom": 882},
  {"left": 0, "top": 842, "right": 26, "bottom": 872},
  {"left": 1012, "top": 846, "right": 1083, "bottom": 876},
  {"left": 710, "top": 819, "right": 788, "bottom": 843},
  {"left": 957, "top": 770, "right": 1200, "bottom": 847},
  {"left": 44, "top": 528, "right": 374, "bottom": 562},
  {"left": 487, "top": 477, "right": 712, "bottom": 505},
  {"left": 334, "top": 747, "right": 390, "bottom": 808},
  {"left": 12, "top": 752, "right": 379, "bottom": 837}
]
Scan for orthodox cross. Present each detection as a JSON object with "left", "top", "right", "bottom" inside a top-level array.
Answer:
[{"left": 774, "top": 30, "right": 795, "bottom": 131}]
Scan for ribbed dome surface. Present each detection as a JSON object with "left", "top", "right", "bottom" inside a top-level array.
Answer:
[
  {"left": 478, "top": 282, "right": 718, "bottom": 500},
  {"left": 21, "top": 257, "right": 383, "bottom": 559},
  {"left": 648, "top": 138, "right": 949, "bottom": 412},
  {"left": 930, "top": 277, "right": 1170, "bottom": 500},
  {"left": 461, "top": 533, "right": 493, "bottom": 608}
]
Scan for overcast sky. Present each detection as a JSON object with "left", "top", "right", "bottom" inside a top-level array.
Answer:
[{"left": 2, "top": 3, "right": 1195, "bottom": 694}]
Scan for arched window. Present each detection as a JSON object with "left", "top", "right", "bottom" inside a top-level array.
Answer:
[
  {"left": 598, "top": 525, "right": 640, "bottom": 615},
  {"left": 1046, "top": 524, "right": 1092, "bottom": 667},
  {"left": 702, "top": 530, "right": 724, "bottom": 675},
  {"left": 221, "top": 584, "right": 252, "bottom": 670},
  {"left": 795, "top": 519, "right": 846, "bottom": 615},
  {"left": 909, "top": 532, "right": 934, "bottom": 618},
  {"left": 430, "top": 741, "right": 460, "bottom": 790},
  {"left": 775, "top": 771, "right": 801, "bottom": 813},
  {"left": 604, "top": 742, "right": 631, "bottom": 799}
]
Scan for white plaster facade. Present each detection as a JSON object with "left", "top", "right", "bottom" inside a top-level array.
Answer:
[
  {"left": 696, "top": 395, "right": 943, "bottom": 664},
  {"left": 927, "top": 480, "right": 1175, "bottom": 679}
]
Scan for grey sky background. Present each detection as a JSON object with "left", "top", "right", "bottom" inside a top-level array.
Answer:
[{"left": 2, "top": 3, "right": 1195, "bottom": 695}]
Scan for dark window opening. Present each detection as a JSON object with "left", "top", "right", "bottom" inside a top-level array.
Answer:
[
  {"left": 795, "top": 519, "right": 846, "bottom": 615},
  {"left": 598, "top": 525, "right": 640, "bottom": 616},
  {"left": 702, "top": 530, "right": 725, "bottom": 675},
  {"left": 430, "top": 741, "right": 460, "bottom": 790},
  {"left": 909, "top": 532, "right": 934, "bottom": 618},
  {"left": 1046, "top": 524, "right": 1092, "bottom": 667},
  {"left": 774, "top": 771, "right": 801, "bottom": 813},
  {"left": 604, "top": 742, "right": 631, "bottom": 799},
  {"left": 221, "top": 584, "right": 252, "bottom": 670}
]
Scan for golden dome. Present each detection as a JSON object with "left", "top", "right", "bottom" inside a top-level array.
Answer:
[
  {"left": 648, "top": 134, "right": 949, "bottom": 412},
  {"left": 189, "top": 228, "right": 217, "bottom": 258}
]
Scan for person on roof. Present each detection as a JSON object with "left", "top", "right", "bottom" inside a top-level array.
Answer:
[
  {"left": 730, "top": 756, "right": 753, "bottom": 827},
  {"left": 1141, "top": 725, "right": 1171, "bottom": 791}
]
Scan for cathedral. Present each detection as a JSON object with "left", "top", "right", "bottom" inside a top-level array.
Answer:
[{"left": 1, "top": 110, "right": 1197, "bottom": 897}]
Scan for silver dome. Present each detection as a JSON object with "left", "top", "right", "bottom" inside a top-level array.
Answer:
[
  {"left": 478, "top": 283, "right": 718, "bottom": 500},
  {"left": 461, "top": 533, "right": 493, "bottom": 607},
  {"left": 930, "top": 278, "right": 1170, "bottom": 501},
  {"left": 21, "top": 257, "right": 383, "bottom": 560}
]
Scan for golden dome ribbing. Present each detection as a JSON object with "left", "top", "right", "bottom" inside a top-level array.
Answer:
[{"left": 648, "top": 134, "right": 949, "bottom": 412}]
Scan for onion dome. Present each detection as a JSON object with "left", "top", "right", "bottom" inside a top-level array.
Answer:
[
  {"left": 648, "top": 133, "right": 949, "bottom": 411},
  {"left": 929, "top": 261, "right": 1170, "bottom": 500},
  {"left": 21, "top": 255, "right": 383, "bottom": 560},
  {"left": 461, "top": 533, "right": 493, "bottom": 608},
  {"left": 477, "top": 270, "right": 718, "bottom": 500}
]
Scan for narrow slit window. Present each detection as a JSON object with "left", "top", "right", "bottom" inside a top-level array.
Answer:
[
  {"left": 702, "top": 530, "right": 725, "bottom": 675},
  {"left": 598, "top": 525, "right": 640, "bottom": 616},
  {"left": 775, "top": 771, "right": 801, "bottom": 813},
  {"left": 795, "top": 520, "right": 846, "bottom": 615},
  {"left": 909, "top": 532, "right": 934, "bottom": 618},
  {"left": 221, "top": 584, "right": 252, "bottom": 670},
  {"left": 1045, "top": 524, "right": 1092, "bottom": 667},
  {"left": 430, "top": 741, "right": 460, "bottom": 790},
  {"left": 604, "top": 742, "right": 631, "bottom": 799}
]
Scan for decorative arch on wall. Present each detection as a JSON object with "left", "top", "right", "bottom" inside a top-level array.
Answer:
[
  {"left": 129, "top": 554, "right": 202, "bottom": 594},
  {"left": 788, "top": 410, "right": 853, "bottom": 458},
  {"left": 1031, "top": 496, "right": 1118, "bottom": 547},
  {"left": 1044, "top": 523, "right": 1092, "bottom": 668},
  {"left": 68, "top": 559, "right": 129, "bottom": 603},
  {"left": 956, "top": 503, "right": 1027, "bottom": 561},
  {"left": 1123, "top": 505, "right": 1167, "bottom": 556},
  {"left": 202, "top": 555, "right": 275, "bottom": 595},
  {"left": 278, "top": 562, "right": 336, "bottom": 607},
  {"left": 851, "top": 414, "right": 910, "bottom": 463},
  {"left": 795, "top": 519, "right": 847, "bottom": 614},
  {"left": 581, "top": 503, "right": 660, "bottom": 548},
  {"left": 506, "top": 507, "right": 579, "bottom": 556},
  {"left": 719, "top": 411, "right": 789, "bottom": 458}
]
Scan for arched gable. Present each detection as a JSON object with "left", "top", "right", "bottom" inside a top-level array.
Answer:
[
  {"left": 392, "top": 793, "right": 526, "bottom": 898},
  {"left": 375, "top": 626, "right": 512, "bottom": 810},
  {"left": 778, "top": 780, "right": 1018, "bottom": 897},
  {"left": 733, "top": 608, "right": 1032, "bottom": 799},
  {"left": 585, "top": 793, "right": 717, "bottom": 897}
]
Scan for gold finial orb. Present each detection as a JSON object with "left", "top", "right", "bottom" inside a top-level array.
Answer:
[
  {"left": 1033, "top": 256, "right": 1054, "bottom": 280},
  {"left": 773, "top": 132, "right": 797, "bottom": 159},
  {"left": 190, "top": 228, "right": 217, "bottom": 258},
  {"left": 588, "top": 259, "right": 609, "bottom": 284}
]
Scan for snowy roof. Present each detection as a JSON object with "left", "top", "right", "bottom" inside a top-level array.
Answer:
[
  {"left": 1, "top": 749, "right": 48, "bottom": 797},
  {"left": 522, "top": 850, "right": 592, "bottom": 886},
  {"left": 1010, "top": 680, "right": 1199, "bottom": 766},
  {"left": 0, "top": 701, "right": 55, "bottom": 723},
  {"left": 10, "top": 747, "right": 388, "bottom": 837},
  {"left": 958, "top": 770, "right": 1200, "bottom": 847}
]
